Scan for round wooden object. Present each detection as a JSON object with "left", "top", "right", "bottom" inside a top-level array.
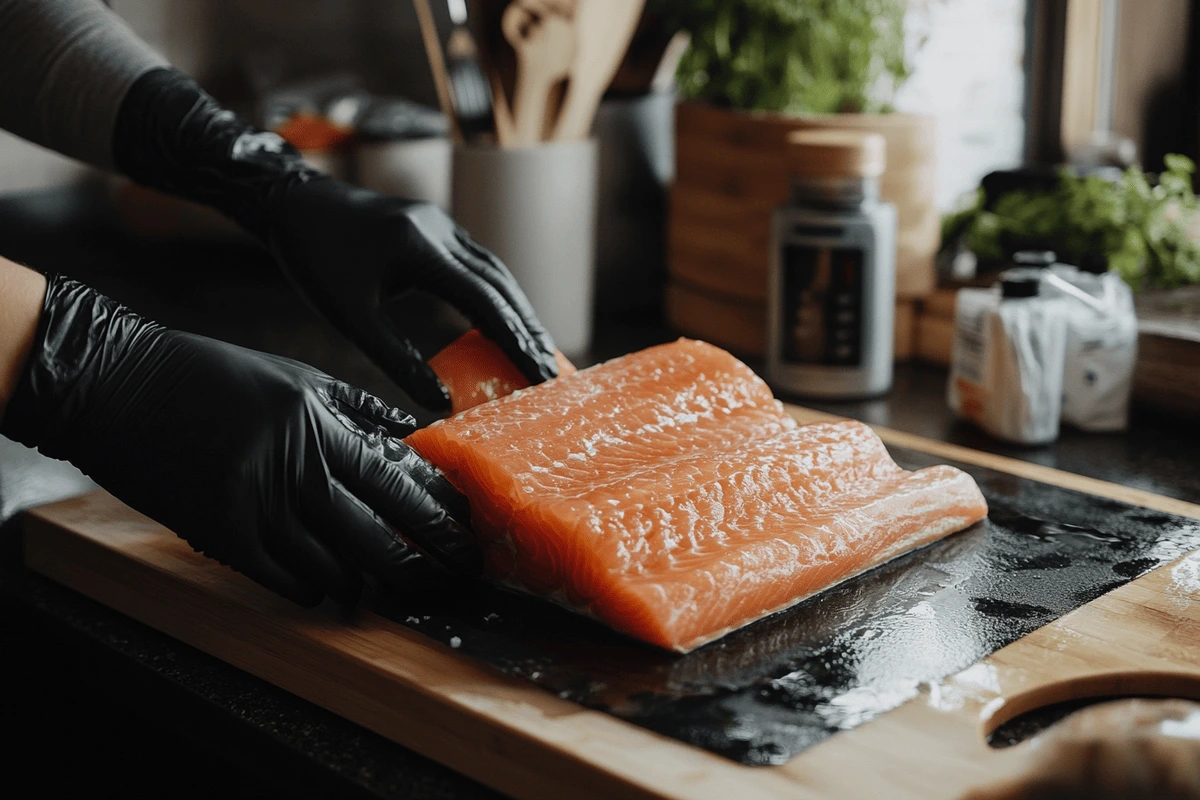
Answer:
[{"left": 785, "top": 130, "right": 886, "bottom": 180}]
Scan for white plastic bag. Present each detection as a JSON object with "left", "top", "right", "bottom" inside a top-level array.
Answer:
[{"left": 1043, "top": 265, "right": 1138, "bottom": 432}]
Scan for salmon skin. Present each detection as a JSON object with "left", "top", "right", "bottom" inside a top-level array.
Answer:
[{"left": 408, "top": 336, "right": 988, "bottom": 653}]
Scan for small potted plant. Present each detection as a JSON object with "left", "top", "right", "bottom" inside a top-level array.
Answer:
[
  {"left": 941, "top": 156, "right": 1200, "bottom": 291},
  {"left": 654, "top": 0, "right": 936, "bottom": 355}
]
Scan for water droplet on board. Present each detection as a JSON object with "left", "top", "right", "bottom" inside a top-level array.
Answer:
[
  {"left": 971, "top": 597, "right": 1052, "bottom": 620},
  {"left": 1168, "top": 553, "right": 1200, "bottom": 610},
  {"left": 1030, "top": 521, "right": 1122, "bottom": 545},
  {"left": 1112, "top": 557, "right": 1159, "bottom": 578}
]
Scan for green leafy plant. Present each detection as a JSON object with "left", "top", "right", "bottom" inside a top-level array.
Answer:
[
  {"left": 651, "top": 0, "right": 913, "bottom": 114},
  {"left": 941, "top": 155, "right": 1200, "bottom": 290}
]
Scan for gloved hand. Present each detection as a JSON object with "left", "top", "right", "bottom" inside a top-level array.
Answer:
[
  {"left": 111, "top": 68, "right": 560, "bottom": 412},
  {"left": 266, "top": 181, "right": 559, "bottom": 411},
  {"left": 1, "top": 275, "right": 479, "bottom": 606}
]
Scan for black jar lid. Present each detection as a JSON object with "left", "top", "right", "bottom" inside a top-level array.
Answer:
[{"left": 999, "top": 268, "right": 1041, "bottom": 298}]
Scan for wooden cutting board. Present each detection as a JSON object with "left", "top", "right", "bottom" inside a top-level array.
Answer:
[{"left": 23, "top": 408, "right": 1200, "bottom": 800}]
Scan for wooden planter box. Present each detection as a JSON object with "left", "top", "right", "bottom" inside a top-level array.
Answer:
[{"left": 667, "top": 101, "right": 939, "bottom": 358}]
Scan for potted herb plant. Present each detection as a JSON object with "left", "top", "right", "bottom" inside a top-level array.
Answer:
[
  {"left": 941, "top": 156, "right": 1200, "bottom": 291},
  {"left": 653, "top": 0, "right": 936, "bottom": 356}
]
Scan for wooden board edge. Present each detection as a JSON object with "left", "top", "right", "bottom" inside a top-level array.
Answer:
[
  {"left": 785, "top": 405, "right": 1200, "bottom": 521},
  {"left": 21, "top": 498, "right": 807, "bottom": 800}
]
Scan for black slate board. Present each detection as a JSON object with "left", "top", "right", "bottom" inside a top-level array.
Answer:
[{"left": 370, "top": 447, "right": 1200, "bottom": 766}]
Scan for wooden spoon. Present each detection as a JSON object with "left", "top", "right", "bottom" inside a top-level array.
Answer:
[
  {"left": 551, "top": 0, "right": 645, "bottom": 142},
  {"left": 503, "top": 0, "right": 578, "bottom": 146}
]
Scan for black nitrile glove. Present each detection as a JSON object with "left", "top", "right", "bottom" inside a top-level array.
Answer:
[
  {"left": 112, "top": 68, "right": 559, "bottom": 412},
  {"left": 1, "top": 275, "right": 479, "bottom": 606}
]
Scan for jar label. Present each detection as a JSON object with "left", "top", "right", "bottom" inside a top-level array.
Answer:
[{"left": 781, "top": 244, "right": 864, "bottom": 367}]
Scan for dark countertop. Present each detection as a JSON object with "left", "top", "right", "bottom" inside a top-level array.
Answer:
[{"left": 0, "top": 186, "right": 1196, "bottom": 798}]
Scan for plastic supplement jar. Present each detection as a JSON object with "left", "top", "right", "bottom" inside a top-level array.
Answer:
[{"left": 766, "top": 130, "right": 897, "bottom": 399}]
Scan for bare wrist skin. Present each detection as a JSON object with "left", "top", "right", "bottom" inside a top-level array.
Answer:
[{"left": 0, "top": 257, "right": 47, "bottom": 421}]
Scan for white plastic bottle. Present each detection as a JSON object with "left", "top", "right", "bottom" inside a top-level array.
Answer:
[{"left": 948, "top": 270, "right": 1069, "bottom": 445}]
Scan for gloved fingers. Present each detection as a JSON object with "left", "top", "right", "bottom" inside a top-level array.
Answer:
[
  {"left": 256, "top": 349, "right": 332, "bottom": 377},
  {"left": 234, "top": 551, "right": 325, "bottom": 608},
  {"left": 352, "top": 313, "right": 450, "bottom": 412},
  {"left": 313, "top": 476, "right": 435, "bottom": 588},
  {"left": 265, "top": 515, "right": 364, "bottom": 606},
  {"left": 326, "top": 431, "right": 481, "bottom": 575},
  {"left": 454, "top": 228, "right": 559, "bottom": 360},
  {"left": 437, "top": 247, "right": 559, "bottom": 387},
  {"left": 327, "top": 380, "right": 417, "bottom": 439},
  {"left": 377, "top": 437, "right": 472, "bottom": 526}
]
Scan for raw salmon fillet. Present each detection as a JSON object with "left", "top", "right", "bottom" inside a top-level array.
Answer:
[
  {"left": 408, "top": 338, "right": 988, "bottom": 652},
  {"left": 430, "top": 329, "right": 576, "bottom": 414}
]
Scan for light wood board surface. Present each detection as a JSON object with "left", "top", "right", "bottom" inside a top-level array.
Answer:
[{"left": 23, "top": 416, "right": 1200, "bottom": 800}]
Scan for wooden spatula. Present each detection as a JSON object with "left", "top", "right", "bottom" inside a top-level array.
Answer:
[
  {"left": 468, "top": 0, "right": 518, "bottom": 147},
  {"left": 607, "top": 10, "right": 676, "bottom": 96},
  {"left": 551, "top": 0, "right": 645, "bottom": 142}
]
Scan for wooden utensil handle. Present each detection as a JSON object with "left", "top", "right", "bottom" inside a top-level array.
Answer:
[
  {"left": 512, "top": 71, "right": 557, "bottom": 146},
  {"left": 412, "top": 0, "right": 462, "bottom": 144},
  {"left": 489, "top": 72, "right": 517, "bottom": 148}
]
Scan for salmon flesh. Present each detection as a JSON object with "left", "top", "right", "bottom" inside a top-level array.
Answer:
[{"left": 408, "top": 336, "right": 988, "bottom": 652}]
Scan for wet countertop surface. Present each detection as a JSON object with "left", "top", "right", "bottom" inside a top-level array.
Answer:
[{"left": 1, "top": 187, "right": 1197, "bottom": 797}]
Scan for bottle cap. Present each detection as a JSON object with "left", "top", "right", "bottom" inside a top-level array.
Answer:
[
  {"left": 786, "top": 130, "right": 887, "bottom": 180},
  {"left": 999, "top": 268, "right": 1041, "bottom": 298}
]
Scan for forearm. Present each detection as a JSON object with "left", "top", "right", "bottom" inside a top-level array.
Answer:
[
  {"left": 0, "top": 257, "right": 47, "bottom": 421},
  {"left": 0, "top": 0, "right": 306, "bottom": 233},
  {"left": 113, "top": 69, "right": 321, "bottom": 238},
  {"left": 0, "top": 0, "right": 165, "bottom": 168}
]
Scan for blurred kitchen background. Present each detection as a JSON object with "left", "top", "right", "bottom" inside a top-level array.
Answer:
[
  {"left": 1, "top": 0, "right": 1035, "bottom": 197},
  {"left": 1, "top": 0, "right": 1198, "bottom": 441}
]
